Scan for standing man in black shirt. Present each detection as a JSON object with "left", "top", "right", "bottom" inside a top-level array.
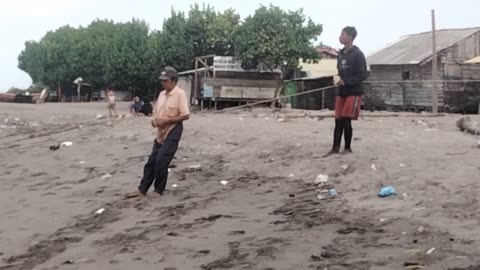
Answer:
[{"left": 325, "top": 26, "right": 368, "bottom": 156}]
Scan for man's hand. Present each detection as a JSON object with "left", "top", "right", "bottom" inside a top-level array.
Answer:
[
  {"left": 335, "top": 79, "right": 345, "bottom": 87},
  {"left": 153, "top": 116, "right": 171, "bottom": 128},
  {"left": 151, "top": 118, "right": 157, "bottom": 128}
]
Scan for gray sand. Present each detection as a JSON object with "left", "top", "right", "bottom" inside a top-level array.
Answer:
[{"left": 1, "top": 102, "right": 479, "bottom": 270}]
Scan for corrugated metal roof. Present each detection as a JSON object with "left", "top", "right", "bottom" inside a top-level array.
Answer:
[
  {"left": 316, "top": 45, "right": 339, "bottom": 57},
  {"left": 367, "top": 27, "right": 480, "bottom": 65},
  {"left": 465, "top": 56, "right": 480, "bottom": 64}
]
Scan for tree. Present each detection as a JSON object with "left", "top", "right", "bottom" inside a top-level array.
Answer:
[
  {"left": 18, "top": 41, "right": 47, "bottom": 84},
  {"left": 158, "top": 9, "right": 194, "bottom": 72},
  {"left": 187, "top": 4, "right": 240, "bottom": 58},
  {"left": 235, "top": 5, "right": 322, "bottom": 74},
  {"left": 18, "top": 20, "right": 152, "bottom": 94},
  {"left": 101, "top": 19, "right": 150, "bottom": 91},
  {"left": 234, "top": 5, "right": 322, "bottom": 104},
  {"left": 17, "top": 5, "right": 322, "bottom": 102}
]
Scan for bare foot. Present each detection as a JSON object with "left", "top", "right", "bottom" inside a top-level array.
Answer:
[
  {"left": 125, "top": 190, "right": 145, "bottom": 199},
  {"left": 152, "top": 191, "right": 164, "bottom": 197},
  {"left": 322, "top": 149, "right": 340, "bottom": 158}
]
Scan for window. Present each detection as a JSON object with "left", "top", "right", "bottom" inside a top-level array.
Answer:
[{"left": 402, "top": 71, "right": 410, "bottom": 80}]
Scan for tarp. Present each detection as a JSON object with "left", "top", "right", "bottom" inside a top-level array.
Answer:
[{"left": 465, "top": 56, "right": 480, "bottom": 64}]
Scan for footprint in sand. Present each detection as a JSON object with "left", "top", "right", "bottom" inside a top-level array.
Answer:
[
  {"left": 30, "top": 172, "right": 47, "bottom": 177},
  {"left": 66, "top": 200, "right": 80, "bottom": 204},
  {"left": 229, "top": 230, "right": 246, "bottom": 235},
  {"left": 55, "top": 186, "right": 72, "bottom": 191},
  {"left": 17, "top": 198, "right": 27, "bottom": 203}
]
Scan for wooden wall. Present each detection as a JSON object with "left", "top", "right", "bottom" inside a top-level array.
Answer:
[
  {"left": 291, "top": 76, "right": 335, "bottom": 110},
  {"left": 366, "top": 65, "right": 444, "bottom": 109},
  {"left": 442, "top": 31, "right": 480, "bottom": 79},
  {"left": 366, "top": 31, "right": 480, "bottom": 111},
  {"left": 203, "top": 77, "right": 280, "bottom": 100}
]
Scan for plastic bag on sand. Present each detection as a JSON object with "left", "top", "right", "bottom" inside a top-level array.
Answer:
[
  {"left": 378, "top": 186, "right": 396, "bottom": 197},
  {"left": 314, "top": 174, "right": 329, "bottom": 185},
  {"left": 61, "top": 141, "right": 73, "bottom": 147}
]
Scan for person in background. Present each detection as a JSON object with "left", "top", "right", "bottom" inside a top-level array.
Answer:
[
  {"left": 140, "top": 96, "right": 153, "bottom": 116},
  {"left": 324, "top": 26, "right": 367, "bottom": 156},
  {"left": 106, "top": 86, "right": 119, "bottom": 118},
  {"left": 126, "top": 66, "right": 190, "bottom": 198},
  {"left": 130, "top": 96, "right": 145, "bottom": 116}
]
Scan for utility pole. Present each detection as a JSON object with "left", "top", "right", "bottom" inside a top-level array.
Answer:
[{"left": 431, "top": 9, "right": 438, "bottom": 115}]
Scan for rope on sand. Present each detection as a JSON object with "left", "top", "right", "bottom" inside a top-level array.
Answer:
[
  {"left": 205, "top": 78, "right": 480, "bottom": 115},
  {"left": 210, "top": 85, "right": 337, "bottom": 114}
]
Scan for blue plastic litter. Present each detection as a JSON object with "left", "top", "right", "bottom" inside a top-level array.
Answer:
[
  {"left": 378, "top": 186, "right": 396, "bottom": 197},
  {"left": 329, "top": 189, "right": 338, "bottom": 197}
]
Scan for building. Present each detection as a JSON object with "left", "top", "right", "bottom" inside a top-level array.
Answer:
[
  {"left": 284, "top": 75, "right": 335, "bottom": 110},
  {"left": 179, "top": 56, "right": 281, "bottom": 109},
  {"left": 299, "top": 45, "right": 339, "bottom": 78},
  {"left": 179, "top": 48, "right": 339, "bottom": 110},
  {"left": 366, "top": 27, "right": 480, "bottom": 112}
]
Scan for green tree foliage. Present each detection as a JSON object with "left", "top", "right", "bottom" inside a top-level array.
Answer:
[
  {"left": 159, "top": 9, "right": 195, "bottom": 72},
  {"left": 235, "top": 5, "right": 322, "bottom": 78},
  {"left": 18, "top": 4, "right": 321, "bottom": 96},
  {"left": 187, "top": 4, "right": 240, "bottom": 58},
  {"left": 18, "top": 20, "right": 151, "bottom": 92}
]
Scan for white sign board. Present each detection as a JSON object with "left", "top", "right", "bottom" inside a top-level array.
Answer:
[{"left": 220, "top": 86, "right": 276, "bottom": 99}]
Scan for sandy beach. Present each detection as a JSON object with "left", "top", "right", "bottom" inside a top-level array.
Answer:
[{"left": 1, "top": 102, "right": 480, "bottom": 270}]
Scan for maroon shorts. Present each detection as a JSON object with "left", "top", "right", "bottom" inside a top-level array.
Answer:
[{"left": 335, "top": 96, "right": 362, "bottom": 120}]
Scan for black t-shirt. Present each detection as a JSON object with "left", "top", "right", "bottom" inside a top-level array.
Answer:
[{"left": 337, "top": 46, "right": 368, "bottom": 97}]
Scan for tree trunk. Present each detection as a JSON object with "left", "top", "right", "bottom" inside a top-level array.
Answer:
[
  {"left": 271, "top": 79, "right": 284, "bottom": 108},
  {"left": 456, "top": 117, "right": 480, "bottom": 135}
]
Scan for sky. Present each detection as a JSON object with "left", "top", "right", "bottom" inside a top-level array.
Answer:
[{"left": 0, "top": 0, "right": 479, "bottom": 91}]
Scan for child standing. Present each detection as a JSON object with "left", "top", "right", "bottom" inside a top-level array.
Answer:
[{"left": 106, "top": 86, "right": 119, "bottom": 118}]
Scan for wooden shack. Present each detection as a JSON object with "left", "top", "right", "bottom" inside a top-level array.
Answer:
[
  {"left": 366, "top": 27, "right": 480, "bottom": 112},
  {"left": 284, "top": 76, "right": 335, "bottom": 110},
  {"left": 179, "top": 56, "right": 281, "bottom": 109}
]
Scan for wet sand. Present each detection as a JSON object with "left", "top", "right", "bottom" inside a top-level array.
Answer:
[{"left": 1, "top": 102, "right": 480, "bottom": 270}]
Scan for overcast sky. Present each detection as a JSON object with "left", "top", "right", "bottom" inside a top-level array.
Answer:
[{"left": 0, "top": 0, "right": 478, "bottom": 91}]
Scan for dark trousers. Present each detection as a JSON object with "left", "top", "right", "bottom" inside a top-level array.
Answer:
[
  {"left": 138, "top": 123, "right": 183, "bottom": 194},
  {"left": 333, "top": 118, "right": 352, "bottom": 150}
]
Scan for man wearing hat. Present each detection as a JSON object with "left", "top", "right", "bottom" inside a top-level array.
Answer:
[{"left": 127, "top": 66, "right": 190, "bottom": 198}]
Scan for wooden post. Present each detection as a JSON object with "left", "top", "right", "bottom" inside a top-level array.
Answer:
[
  {"left": 431, "top": 9, "right": 439, "bottom": 114},
  {"left": 76, "top": 82, "right": 82, "bottom": 102},
  {"left": 197, "top": 57, "right": 208, "bottom": 68},
  {"left": 57, "top": 82, "right": 62, "bottom": 102},
  {"left": 194, "top": 58, "right": 198, "bottom": 106},
  {"left": 321, "top": 89, "right": 325, "bottom": 109},
  {"left": 301, "top": 81, "right": 306, "bottom": 109}
]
